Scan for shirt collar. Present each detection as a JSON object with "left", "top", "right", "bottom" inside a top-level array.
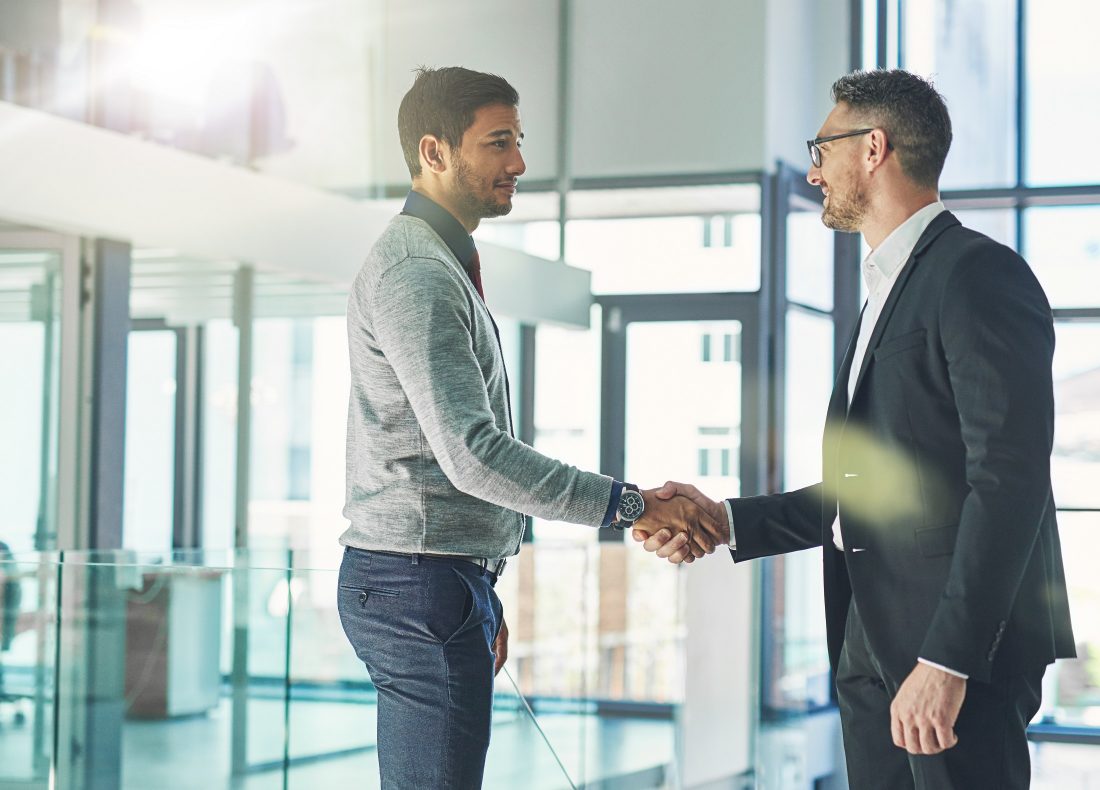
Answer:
[
  {"left": 401, "top": 190, "right": 477, "bottom": 268},
  {"left": 863, "top": 200, "right": 946, "bottom": 291}
]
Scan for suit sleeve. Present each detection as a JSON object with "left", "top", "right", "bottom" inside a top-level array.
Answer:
[
  {"left": 727, "top": 483, "right": 828, "bottom": 562},
  {"left": 918, "top": 244, "right": 1056, "bottom": 682}
]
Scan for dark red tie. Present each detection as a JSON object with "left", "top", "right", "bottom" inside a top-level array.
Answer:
[{"left": 469, "top": 249, "right": 486, "bottom": 301}]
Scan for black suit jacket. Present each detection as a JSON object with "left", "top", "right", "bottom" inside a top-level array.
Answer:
[{"left": 730, "top": 211, "right": 1075, "bottom": 685}]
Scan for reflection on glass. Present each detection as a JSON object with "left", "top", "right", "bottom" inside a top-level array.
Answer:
[
  {"left": 1027, "top": 0, "right": 1100, "bottom": 185},
  {"left": 567, "top": 215, "right": 761, "bottom": 295},
  {"left": 903, "top": 0, "right": 1016, "bottom": 188},
  {"left": 0, "top": 250, "right": 61, "bottom": 553},
  {"left": 1024, "top": 207, "right": 1100, "bottom": 309},
  {"left": 1052, "top": 323, "right": 1100, "bottom": 509},
  {"left": 124, "top": 330, "right": 178, "bottom": 552},
  {"left": 787, "top": 210, "right": 835, "bottom": 311}
]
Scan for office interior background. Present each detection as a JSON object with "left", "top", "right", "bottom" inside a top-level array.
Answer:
[{"left": 0, "top": 0, "right": 1098, "bottom": 787}]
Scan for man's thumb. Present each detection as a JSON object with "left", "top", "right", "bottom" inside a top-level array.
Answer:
[{"left": 654, "top": 481, "right": 679, "bottom": 500}]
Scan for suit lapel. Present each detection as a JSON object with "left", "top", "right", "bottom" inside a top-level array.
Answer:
[
  {"left": 828, "top": 307, "right": 862, "bottom": 419},
  {"left": 847, "top": 211, "right": 960, "bottom": 407}
]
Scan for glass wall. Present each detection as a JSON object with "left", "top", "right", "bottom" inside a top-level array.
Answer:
[
  {"left": 0, "top": 553, "right": 55, "bottom": 788},
  {"left": 0, "top": 550, "right": 575, "bottom": 790},
  {"left": 0, "top": 246, "right": 61, "bottom": 554}
]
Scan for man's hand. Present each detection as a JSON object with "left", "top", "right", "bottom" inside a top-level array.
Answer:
[
  {"left": 493, "top": 618, "right": 509, "bottom": 676},
  {"left": 890, "top": 662, "right": 966, "bottom": 755},
  {"left": 631, "top": 482, "right": 730, "bottom": 564}
]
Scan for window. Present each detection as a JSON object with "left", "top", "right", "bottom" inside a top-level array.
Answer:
[
  {"left": 1024, "top": 207, "right": 1100, "bottom": 309},
  {"left": 1026, "top": 0, "right": 1100, "bottom": 185},
  {"left": 701, "top": 331, "right": 740, "bottom": 363},
  {"left": 565, "top": 185, "right": 762, "bottom": 295},
  {"left": 902, "top": 0, "right": 1017, "bottom": 188}
]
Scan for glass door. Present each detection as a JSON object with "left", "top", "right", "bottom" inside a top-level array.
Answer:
[
  {"left": 764, "top": 165, "right": 844, "bottom": 717},
  {"left": 621, "top": 317, "right": 745, "bottom": 701},
  {"left": 0, "top": 231, "right": 75, "bottom": 789},
  {"left": 595, "top": 294, "right": 764, "bottom": 783},
  {"left": 0, "top": 246, "right": 61, "bottom": 555}
]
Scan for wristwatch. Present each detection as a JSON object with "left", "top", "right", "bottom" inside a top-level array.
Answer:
[{"left": 611, "top": 484, "right": 645, "bottom": 530}]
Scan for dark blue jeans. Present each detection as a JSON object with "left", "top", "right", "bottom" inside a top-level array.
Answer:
[{"left": 337, "top": 548, "right": 503, "bottom": 789}]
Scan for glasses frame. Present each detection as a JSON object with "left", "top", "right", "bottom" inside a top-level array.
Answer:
[{"left": 806, "top": 128, "right": 877, "bottom": 168}]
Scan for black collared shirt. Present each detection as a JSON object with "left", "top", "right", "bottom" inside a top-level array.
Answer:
[{"left": 402, "top": 190, "right": 477, "bottom": 273}]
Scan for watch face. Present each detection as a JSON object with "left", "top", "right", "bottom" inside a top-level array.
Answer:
[{"left": 620, "top": 490, "right": 645, "bottom": 522}]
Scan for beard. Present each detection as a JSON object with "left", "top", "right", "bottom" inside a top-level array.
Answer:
[
  {"left": 450, "top": 152, "right": 514, "bottom": 222},
  {"left": 821, "top": 181, "right": 867, "bottom": 232}
]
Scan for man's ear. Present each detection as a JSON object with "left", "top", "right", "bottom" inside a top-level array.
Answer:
[
  {"left": 866, "top": 128, "right": 890, "bottom": 172},
  {"left": 419, "top": 135, "right": 448, "bottom": 174}
]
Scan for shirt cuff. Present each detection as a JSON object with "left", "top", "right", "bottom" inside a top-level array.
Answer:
[
  {"left": 917, "top": 657, "right": 968, "bottom": 680},
  {"left": 602, "top": 481, "right": 625, "bottom": 527},
  {"left": 724, "top": 499, "right": 736, "bottom": 549}
]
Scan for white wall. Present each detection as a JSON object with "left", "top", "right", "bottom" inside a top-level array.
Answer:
[
  {"left": 374, "top": 0, "right": 562, "bottom": 184},
  {"left": 372, "top": 0, "right": 850, "bottom": 185},
  {"left": 569, "top": 0, "right": 767, "bottom": 178},
  {"left": 764, "top": 0, "right": 851, "bottom": 169}
]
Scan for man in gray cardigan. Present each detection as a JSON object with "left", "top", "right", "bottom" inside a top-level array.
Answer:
[{"left": 337, "top": 66, "right": 723, "bottom": 789}]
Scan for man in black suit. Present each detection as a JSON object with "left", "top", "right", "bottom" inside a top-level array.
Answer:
[{"left": 638, "top": 69, "right": 1075, "bottom": 789}]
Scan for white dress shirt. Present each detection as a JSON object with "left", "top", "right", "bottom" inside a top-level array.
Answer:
[
  {"left": 724, "top": 200, "right": 966, "bottom": 679},
  {"left": 832, "top": 200, "right": 946, "bottom": 551}
]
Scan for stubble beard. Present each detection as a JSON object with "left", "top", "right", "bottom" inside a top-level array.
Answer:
[
  {"left": 451, "top": 151, "right": 513, "bottom": 224},
  {"left": 821, "top": 181, "right": 867, "bottom": 233}
]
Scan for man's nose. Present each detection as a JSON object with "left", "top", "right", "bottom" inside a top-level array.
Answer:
[
  {"left": 508, "top": 149, "right": 526, "bottom": 176},
  {"left": 806, "top": 165, "right": 822, "bottom": 186}
]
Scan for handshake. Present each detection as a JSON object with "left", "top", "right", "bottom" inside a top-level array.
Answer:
[{"left": 628, "top": 482, "right": 729, "bottom": 564}]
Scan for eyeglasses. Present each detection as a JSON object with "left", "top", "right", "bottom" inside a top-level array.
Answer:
[{"left": 806, "top": 128, "right": 879, "bottom": 168}]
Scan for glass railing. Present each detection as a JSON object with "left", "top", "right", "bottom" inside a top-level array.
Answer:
[
  {"left": 0, "top": 550, "right": 579, "bottom": 790},
  {"left": 0, "top": 552, "right": 55, "bottom": 787}
]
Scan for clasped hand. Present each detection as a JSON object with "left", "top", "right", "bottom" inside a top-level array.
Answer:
[{"left": 630, "top": 482, "right": 730, "bottom": 563}]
